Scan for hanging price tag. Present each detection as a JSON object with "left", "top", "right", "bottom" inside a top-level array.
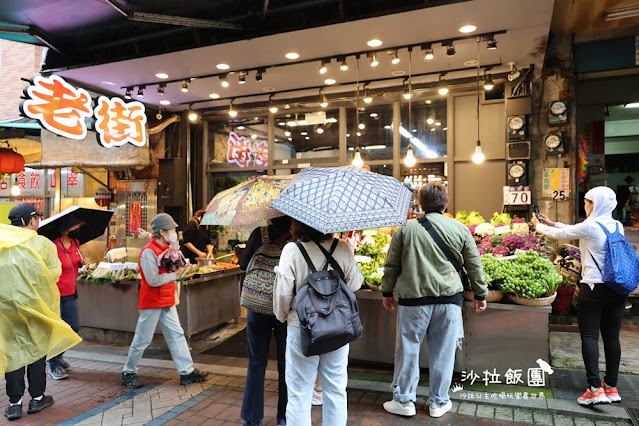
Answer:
[{"left": 503, "top": 186, "right": 531, "bottom": 205}]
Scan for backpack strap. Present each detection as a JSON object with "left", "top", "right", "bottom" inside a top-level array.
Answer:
[
  {"left": 259, "top": 226, "right": 269, "bottom": 244},
  {"left": 295, "top": 241, "right": 317, "bottom": 273},
  {"left": 595, "top": 221, "right": 612, "bottom": 236},
  {"left": 587, "top": 249, "right": 603, "bottom": 276},
  {"left": 314, "top": 239, "right": 345, "bottom": 280}
]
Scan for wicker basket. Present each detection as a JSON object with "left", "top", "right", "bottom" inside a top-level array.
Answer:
[
  {"left": 507, "top": 292, "right": 557, "bottom": 306},
  {"left": 463, "top": 290, "right": 504, "bottom": 303}
]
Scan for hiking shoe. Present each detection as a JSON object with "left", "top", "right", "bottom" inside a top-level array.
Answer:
[
  {"left": 180, "top": 368, "right": 208, "bottom": 385},
  {"left": 311, "top": 389, "right": 323, "bottom": 406},
  {"left": 383, "top": 399, "right": 416, "bottom": 416},
  {"left": 48, "top": 366, "right": 68, "bottom": 380},
  {"left": 60, "top": 357, "right": 70, "bottom": 369},
  {"left": 121, "top": 372, "right": 143, "bottom": 389},
  {"left": 27, "top": 395, "right": 54, "bottom": 414},
  {"left": 602, "top": 382, "right": 622, "bottom": 402},
  {"left": 429, "top": 400, "right": 453, "bottom": 418},
  {"left": 4, "top": 404, "right": 22, "bottom": 421},
  {"left": 577, "top": 387, "right": 610, "bottom": 405}
]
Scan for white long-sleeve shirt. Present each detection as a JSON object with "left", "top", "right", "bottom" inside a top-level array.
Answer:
[{"left": 273, "top": 238, "right": 363, "bottom": 327}]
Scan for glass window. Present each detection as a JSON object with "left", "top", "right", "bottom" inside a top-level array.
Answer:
[
  {"left": 348, "top": 102, "right": 394, "bottom": 162},
  {"left": 400, "top": 98, "right": 448, "bottom": 160}
]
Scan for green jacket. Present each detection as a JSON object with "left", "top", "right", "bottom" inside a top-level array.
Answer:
[{"left": 381, "top": 214, "right": 488, "bottom": 301}]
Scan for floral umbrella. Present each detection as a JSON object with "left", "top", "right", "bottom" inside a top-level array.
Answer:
[{"left": 200, "top": 175, "right": 295, "bottom": 227}]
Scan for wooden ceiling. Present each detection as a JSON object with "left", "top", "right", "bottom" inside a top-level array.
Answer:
[{"left": 551, "top": 0, "right": 639, "bottom": 34}]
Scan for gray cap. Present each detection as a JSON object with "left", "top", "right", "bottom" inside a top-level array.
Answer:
[{"left": 151, "top": 213, "right": 178, "bottom": 234}]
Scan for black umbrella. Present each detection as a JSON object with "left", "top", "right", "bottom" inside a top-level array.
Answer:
[{"left": 38, "top": 206, "right": 114, "bottom": 245}]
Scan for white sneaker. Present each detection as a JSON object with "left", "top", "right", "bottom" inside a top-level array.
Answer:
[
  {"left": 383, "top": 400, "right": 416, "bottom": 416},
  {"left": 311, "top": 389, "right": 323, "bottom": 406},
  {"left": 429, "top": 400, "right": 452, "bottom": 418}
]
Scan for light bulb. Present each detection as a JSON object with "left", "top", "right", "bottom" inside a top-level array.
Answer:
[
  {"left": 340, "top": 59, "right": 349, "bottom": 71},
  {"left": 284, "top": 131, "right": 291, "bottom": 137},
  {"left": 222, "top": 80, "right": 230, "bottom": 88},
  {"left": 403, "top": 91, "right": 412, "bottom": 100},
  {"left": 404, "top": 145, "right": 416, "bottom": 167},
  {"left": 269, "top": 105, "right": 278, "bottom": 113},
  {"left": 319, "top": 61, "right": 328, "bottom": 74},
  {"left": 363, "top": 94, "right": 373, "bottom": 103},
  {"left": 483, "top": 74, "right": 495, "bottom": 91},
  {"left": 424, "top": 49, "right": 434, "bottom": 60},
  {"left": 251, "top": 134, "right": 257, "bottom": 139},
  {"left": 370, "top": 54, "right": 379, "bottom": 67},
  {"left": 472, "top": 141, "right": 485, "bottom": 164},
  {"left": 352, "top": 148, "right": 364, "bottom": 168},
  {"left": 438, "top": 86, "right": 449, "bottom": 96},
  {"left": 229, "top": 109, "right": 238, "bottom": 117},
  {"left": 358, "top": 123, "right": 365, "bottom": 130},
  {"left": 391, "top": 51, "right": 400, "bottom": 64},
  {"left": 10, "top": 183, "right": 20, "bottom": 196},
  {"left": 317, "top": 127, "right": 324, "bottom": 134},
  {"left": 188, "top": 112, "right": 198, "bottom": 121},
  {"left": 427, "top": 118, "right": 435, "bottom": 125}
]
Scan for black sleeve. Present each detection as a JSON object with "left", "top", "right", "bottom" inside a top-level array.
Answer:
[
  {"left": 240, "top": 227, "right": 262, "bottom": 270},
  {"left": 182, "top": 220, "right": 198, "bottom": 244}
]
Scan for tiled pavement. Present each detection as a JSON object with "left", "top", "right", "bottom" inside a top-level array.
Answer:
[{"left": 0, "top": 345, "right": 634, "bottom": 425}]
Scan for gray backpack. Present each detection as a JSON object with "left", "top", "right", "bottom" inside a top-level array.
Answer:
[{"left": 294, "top": 239, "right": 363, "bottom": 356}]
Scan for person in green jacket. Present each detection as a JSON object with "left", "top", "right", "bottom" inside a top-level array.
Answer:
[{"left": 380, "top": 183, "right": 488, "bottom": 419}]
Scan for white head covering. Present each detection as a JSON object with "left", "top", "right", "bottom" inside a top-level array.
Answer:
[{"left": 584, "top": 186, "right": 617, "bottom": 220}]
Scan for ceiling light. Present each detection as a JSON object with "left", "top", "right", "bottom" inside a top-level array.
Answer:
[
  {"left": 486, "top": 37, "right": 498, "bottom": 50},
  {"left": 340, "top": 58, "right": 349, "bottom": 71},
  {"left": 319, "top": 59, "right": 328, "bottom": 75},
  {"left": 287, "top": 120, "right": 297, "bottom": 127},
  {"left": 284, "top": 104, "right": 290, "bottom": 109},
  {"left": 435, "top": 121, "right": 441, "bottom": 126},
  {"left": 305, "top": 136, "right": 310, "bottom": 140},
  {"left": 255, "top": 68, "right": 265, "bottom": 82},
  {"left": 157, "top": 83, "right": 165, "bottom": 95},
  {"left": 370, "top": 53, "right": 379, "bottom": 67},
  {"left": 124, "top": 87, "right": 132, "bottom": 100},
  {"left": 483, "top": 73, "right": 495, "bottom": 91},
  {"left": 278, "top": 122, "right": 286, "bottom": 126},
  {"left": 412, "top": 129, "right": 417, "bottom": 133},
  {"left": 459, "top": 24, "right": 477, "bottom": 33},
  {"left": 430, "top": 128, "right": 436, "bottom": 131},
  {"left": 427, "top": 118, "right": 435, "bottom": 125},
  {"left": 326, "top": 117, "right": 338, "bottom": 123},
  {"left": 229, "top": 100, "right": 237, "bottom": 117},
  {"left": 363, "top": 144, "right": 386, "bottom": 150},
  {"left": 216, "top": 63, "right": 230, "bottom": 70},
  {"left": 624, "top": 102, "right": 639, "bottom": 108},
  {"left": 422, "top": 43, "right": 434, "bottom": 60},
  {"left": 472, "top": 140, "right": 485, "bottom": 164},
  {"left": 391, "top": 50, "right": 400, "bottom": 65},
  {"left": 284, "top": 130, "right": 291, "bottom": 136},
  {"left": 209, "top": 93, "right": 220, "bottom": 99},
  {"left": 346, "top": 133, "right": 350, "bottom": 137},
  {"left": 438, "top": 76, "right": 449, "bottom": 95},
  {"left": 320, "top": 97, "right": 328, "bottom": 108},
  {"left": 188, "top": 111, "right": 198, "bottom": 121},
  {"left": 358, "top": 123, "right": 366, "bottom": 130},
  {"left": 220, "top": 74, "right": 229, "bottom": 87},
  {"left": 425, "top": 99, "right": 432, "bottom": 104},
  {"left": 605, "top": 6, "right": 639, "bottom": 21},
  {"left": 301, "top": 131, "right": 308, "bottom": 136},
  {"left": 137, "top": 86, "right": 145, "bottom": 98},
  {"left": 160, "top": 100, "right": 171, "bottom": 105},
  {"left": 324, "top": 78, "right": 336, "bottom": 85},
  {"left": 238, "top": 71, "right": 247, "bottom": 84},
  {"left": 251, "top": 134, "right": 257, "bottom": 139},
  {"left": 181, "top": 79, "right": 190, "bottom": 92},
  {"left": 102, "top": 81, "right": 115, "bottom": 86},
  {"left": 369, "top": 113, "right": 378, "bottom": 117},
  {"left": 352, "top": 147, "right": 364, "bottom": 167},
  {"left": 403, "top": 88, "right": 412, "bottom": 100},
  {"left": 285, "top": 52, "right": 299, "bottom": 59},
  {"left": 384, "top": 125, "right": 391, "bottom": 129},
  {"left": 363, "top": 87, "right": 372, "bottom": 103},
  {"left": 443, "top": 127, "right": 448, "bottom": 131},
  {"left": 508, "top": 62, "right": 520, "bottom": 81},
  {"left": 404, "top": 144, "right": 416, "bottom": 167},
  {"left": 269, "top": 105, "right": 278, "bottom": 114},
  {"left": 356, "top": 131, "right": 362, "bottom": 136},
  {"left": 237, "top": 126, "right": 245, "bottom": 130},
  {"left": 316, "top": 127, "right": 324, "bottom": 134},
  {"left": 155, "top": 72, "right": 169, "bottom": 79},
  {"left": 367, "top": 39, "right": 383, "bottom": 47},
  {"left": 446, "top": 44, "right": 456, "bottom": 56}
]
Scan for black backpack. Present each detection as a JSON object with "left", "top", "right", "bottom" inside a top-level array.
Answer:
[{"left": 294, "top": 239, "right": 363, "bottom": 357}]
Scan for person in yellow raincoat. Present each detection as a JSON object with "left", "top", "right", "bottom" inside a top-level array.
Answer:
[{"left": 1, "top": 204, "right": 82, "bottom": 421}]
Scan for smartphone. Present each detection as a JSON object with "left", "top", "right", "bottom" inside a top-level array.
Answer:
[{"left": 532, "top": 205, "right": 540, "bottom": 220}]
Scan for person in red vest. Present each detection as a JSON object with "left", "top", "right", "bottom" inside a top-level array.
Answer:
[{"left": 121, "top": 213, "right": 208, "bottom": 388}]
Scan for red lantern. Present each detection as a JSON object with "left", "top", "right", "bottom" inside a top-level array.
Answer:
[{"left": 0, "top": 143, "right": 25, "bottom": 175}]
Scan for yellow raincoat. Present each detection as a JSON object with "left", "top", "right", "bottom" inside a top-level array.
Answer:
[{"left": 0, "top": 224, "right": 82, "bottom": 375}]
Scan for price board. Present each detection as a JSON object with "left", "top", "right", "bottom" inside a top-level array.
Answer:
[
  {"left": 542, "top": 168, "right": 570, "bottom": 200},
  {"left": 503, "top": 186, "right": 531, "bottom": 205}
]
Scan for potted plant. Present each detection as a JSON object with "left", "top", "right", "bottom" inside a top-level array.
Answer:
[{"left": 551, "top": 247, "right": 578, "bottom": 314}]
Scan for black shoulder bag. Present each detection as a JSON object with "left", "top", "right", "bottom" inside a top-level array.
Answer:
[{"left": 418, "top": 216, "right": 471, "bottom": 289}]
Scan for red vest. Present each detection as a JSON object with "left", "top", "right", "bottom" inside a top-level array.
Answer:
[{"left": 138, "top": 238, "right": 176, "bottom": 310}]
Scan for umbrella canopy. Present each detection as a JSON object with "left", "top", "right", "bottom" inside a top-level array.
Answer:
[
  {"left": 201, "top": 175, "right": 295, "bottom": 227},
  {"left": 270, "top": 166, "right": 412, "bottom": 234},
  {"left": 38, "top": 206, "right": 114, "bottom": 245}
]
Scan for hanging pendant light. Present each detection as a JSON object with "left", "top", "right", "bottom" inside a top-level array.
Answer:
[
  {"left": 404, "top": 144, "right": 416, "bottom": 167},
  {"left": 472, "top": 141, "right": 485, "bottom": 164},
  {"left": 352, "top": 57, "right": 365, "bottom": 168},
  {"left": 472, "top": 40, "right": 485, "bottom": 164},
  {"left": 10, "top": 180, "right": 21, "bottom": 196},
  {"left": 352, "top": 147, "right": 364, "bottom": 168}
]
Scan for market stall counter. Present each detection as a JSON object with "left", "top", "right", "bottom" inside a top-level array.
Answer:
[
  {"left": 350, "top": 289, "right": 551, "bottom": 373},
  {"left": 76, "top": 267, "right": 243, "bottom": 340}
]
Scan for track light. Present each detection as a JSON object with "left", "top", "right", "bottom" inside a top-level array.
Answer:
[
  {"left": 486, "top": 36, "right": 498, "bottom": 50},
  {"left": 157, "top": 83, "right": 165, "bottom": 95},
  {"left": 340, "top": 57, "right": 349, "bottom": 71},
  {"left": 422, "top": 43, "right": 434, "bottom": 60},
  {"left": 320, "top": 95, "right": 328, "bottom": 108},
  {"left": 370, "top": 53, "right": 379, "bottom": 67},
  {"left": 483, "top": 73, "right": 494, "bottom": 91},
  {"left": 229, "top": 99, "right": 237, "bottom": 117},
  {"left": 507, "top": 62, "right": 520, "bottom": 81},
  {"left": 220, "top": 74, "right": 229, "bottom": 87},
  {"left": 391, "top": 50, "right": 400, "bottom": 65},
  {"left": 404, "top": 144, "right": 416, "bottom": 167},
  {"left": 238, "top": 71, "right": 247, "bottom": 84},
  {"left": 319, "top": 59, "right": 328, "bottom": 75},
  {"left": 403, "top": 86, "right": 412, "bottom": 100},
  {"left": 438, "top": 75, "right": 449, "bottom": 96},
  {"left": 124, "top": 87, "right": 132, "bottom": 100},
  {"left": 269, "top": 96, "right": 278, "bottom": 113},
  {"left": 255, "top": 68, "right": 265, "bottom": 82},
  {"left": 445, "top": 43, "right": 456, "bottom": 56},
  {"left": 137, "top": 86, "right": 145, "bottom": 98},
  {"left": 181, "top": 79, "right": 190, "bottom": 92},
  {"left": 188, "top": 111, "right": 198, "bottom": 122}
]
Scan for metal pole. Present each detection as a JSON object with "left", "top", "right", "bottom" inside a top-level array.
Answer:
[
  {"left": 392, "top": 99, "right": 401, "bottom": 181},
  {"left": 55, "top": 168, "right": 62, "bottom": 214},
  {"left": 339, "top": 106, "right": 347, "bottom": 165},
  {"left": 267, "top": 112, "right": 275, "bottom": 175},
  {"left": 202, "top": 122, "right": 209, "bottom": 205},
  {"left": 185, "top": 113, "right": 193, "bottom": 220}
]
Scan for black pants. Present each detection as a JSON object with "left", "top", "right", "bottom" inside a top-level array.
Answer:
[
  {"left": 5, "top": 356, "right": 47, "bottom": 404},
  {"left": 578, "top": 283, "right": 627, "bottom": 388}
]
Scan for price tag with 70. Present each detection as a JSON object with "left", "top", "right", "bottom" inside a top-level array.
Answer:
[{"left": 503, "top": 186, "right": 531, "bottom": 205}]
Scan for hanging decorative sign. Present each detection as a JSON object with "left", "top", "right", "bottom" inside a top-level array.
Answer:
[
  {"left": 226, "top": 131, "right": 269, "bottom": 168},
  {"left": 542, "top": 168, "right": 570, "bottom": 200},
  {"left": 94, "top": 187, "right": 112, "bottom": 207},
  {"left": 20, "top": 75, "right": 147, "bottom": 148},
  {"left": 129, "top": 202, "right": 142, "bottom": 233}
]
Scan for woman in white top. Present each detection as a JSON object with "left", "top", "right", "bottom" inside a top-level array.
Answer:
[
  {"left": 533, "top": 186, "right": 626, "bottom": 406},
  {"left": 273, "top": 219, "right": 363, "bottom": 426}
]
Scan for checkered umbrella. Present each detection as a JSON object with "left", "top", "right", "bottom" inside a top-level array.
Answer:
[{"left": 270, "top": 166, "right": 412, "bottom": 234}]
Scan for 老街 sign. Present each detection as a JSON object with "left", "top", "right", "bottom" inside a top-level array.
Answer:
[{"left": 20, "top": 75, "right": 147, "bottom": 148}]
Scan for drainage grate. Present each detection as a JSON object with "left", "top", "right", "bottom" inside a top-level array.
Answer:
[{"left": 627, "top": 407, "right": 639, "bottom": 426}]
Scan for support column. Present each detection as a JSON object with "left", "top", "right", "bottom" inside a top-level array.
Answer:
[
  {"left": 202, "top": 122, "right": 209, "bottom": 206},
  {"left": 185, "top": 114, "right": 193, "bottom": 220},
  {"left": 392, "top": 100, "right": 401, "bottom": 180},
  {"left": 268, "top": 112, "right": 275, "bottom": 175}
]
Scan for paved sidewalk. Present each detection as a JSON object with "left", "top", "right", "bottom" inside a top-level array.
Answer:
[{"left": 0, "top": 344, "right": 633, "bottom": 425}]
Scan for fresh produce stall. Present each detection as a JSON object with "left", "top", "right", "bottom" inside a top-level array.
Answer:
[
  {"left": 348, "top": 211, "right": 560, "bottom": 371},
  {"left": 76, "top": 262, "right": 242, "bottom": 340}
]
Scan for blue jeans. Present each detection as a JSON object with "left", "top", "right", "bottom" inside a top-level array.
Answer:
[
  {"left": 241, "top": 310, "right": 287, "bottom": 423},
  {"left": 285, "top": 324, "right": 349, "bottom": 426},
  {"left": 392, "top": 304, "right": 464, "bottom": 405},
  {"left": 49, "top": 295, "right": 80, "bottom": 370},
  {"left": 123, "top": 306, "right": 194, "bottom": 375}
]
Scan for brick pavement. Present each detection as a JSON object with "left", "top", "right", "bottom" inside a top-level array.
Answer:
[{"left": 0, "top": 350, "right": 634, "bottom": 425}]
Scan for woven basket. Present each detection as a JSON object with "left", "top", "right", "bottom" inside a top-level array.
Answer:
[
  {"left": 507, "top": 292, "right": 556, "bottom": 306},
  {"left": 463, "top": 290, "right": 504, "bottom": 303}
]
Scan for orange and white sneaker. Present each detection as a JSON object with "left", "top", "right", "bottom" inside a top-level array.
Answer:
[
  {"left": 577, "top": 387, "right": 611, "bottom": 405},
  {"left": 602, "top": 382, "right": 622, "bottom": 402}
]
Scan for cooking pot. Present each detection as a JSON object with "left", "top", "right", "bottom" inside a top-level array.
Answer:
[{"left": 196, "top": 257, "right": 216, "bottom": 267}]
